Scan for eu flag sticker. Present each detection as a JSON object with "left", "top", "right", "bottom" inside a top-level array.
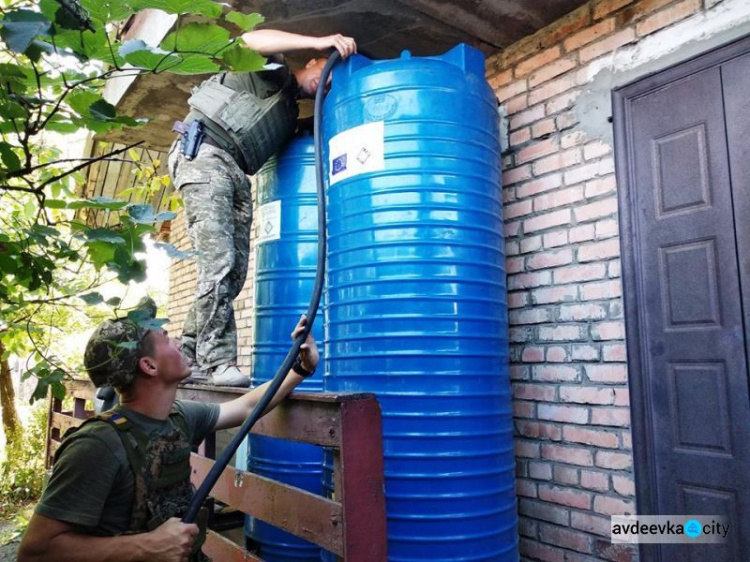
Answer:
[{"left": 332, "top": 153, "right": 347, "bottom": 176}]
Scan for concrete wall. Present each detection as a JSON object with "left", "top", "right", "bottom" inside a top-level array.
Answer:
[{"left": 485, "top": 0, "right": 750, "bottom": 560}]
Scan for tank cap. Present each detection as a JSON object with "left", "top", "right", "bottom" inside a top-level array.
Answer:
[{"left": 400, "top": 50, "right": 412, "bottom": 59}]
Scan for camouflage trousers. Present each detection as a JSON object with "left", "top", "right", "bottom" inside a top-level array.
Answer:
[{"left": 168, "top": 142, "right": 252, "bottom": 371}]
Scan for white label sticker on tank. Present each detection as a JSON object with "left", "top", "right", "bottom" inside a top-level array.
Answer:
[
  {"left": 328, "top": 121, "right": 385, "bottom": 185},
  {"left": 256, "top": 199, "right": 281, "bottom": 244}
]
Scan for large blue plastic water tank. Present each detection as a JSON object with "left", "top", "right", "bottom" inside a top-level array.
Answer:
[
  {"left": 247, "top": 134, "right": 323, "bottom": 561},
  {"left": 322, "top": 45, "right": 518, "bottom": 561}
]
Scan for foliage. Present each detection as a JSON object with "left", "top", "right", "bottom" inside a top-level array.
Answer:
[{"left": 0, "top": 0, "right": 265, "bottom": 402}]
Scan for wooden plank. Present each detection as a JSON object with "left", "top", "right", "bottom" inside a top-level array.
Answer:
[
  {"left": 51, "top": 412, "right": 86, "bottom": 435},
  {"left": 203, "top": 530, "right": 262, "bottom": 562},
  {"left": 66, "top": 379, "right": 96, "bottom": 401},
  {"left": 191, "top": 454, "right": 344, "bottom": 556},
  {"left": 340, "top": 399, "right": 387, "bottom": 561}
]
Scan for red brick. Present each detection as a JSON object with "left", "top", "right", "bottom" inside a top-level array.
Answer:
[
  {"left": 517, "top": 138, "right": 558, "bottom": 164},
  {"left": 520, "top": 235, "right": 543, "bottom": 253},
  {"left": 580, "top": 28, "right": 637, "bottom": 63},
  {"left": 591, "top": 321, "right": 625, "bottom": 341},
  {"left": 614, "top": 388, "right": 630, "bottom": 407},
  {"left": 578, "top": 239, "right": 621, "bottom": 262},
  {"left": 612, "top": 475, "right": 635, "bottom": 496},
  {"left": 594, "top": 494, "right": 635, "bottom": 516},
  {"left": 509, "top": 127, "right": 531, "bottom": 147},
  {"left": 596, "top": 541, "right": 636, "bottom": 562},
  {"left": 510, "top": 326, "right": 534, "bottom": 343},
  {"left": 546, "top": 346, "right": 568, "bottom": 363},
  {"left": 543, "top": 230, "right": 569, "bottom": 249},
  {"left": 542, "top": 444, "right": 594, "bottom": 467},
  {"left": 519, "top": 539, "right": 565, "bottom": 562},
  {"left": 636, "top": 0, "right": 701, "bottom": 37},
  {"left": 586, "top": 176, "right": 617, "bottom": 198},
  {"left": 508, "top": 291, "right": 528, "bottom": 310},
  {"left": 496, "top": 79, "right": 527, "bottom": 103},
  {"left": 571, "top": 511, "right": 611, "bottom": 537},
  {"left": 564, "top": 18, "right": 616, "bottom": 51},
  {"left": 514, "top": 383, "right": 556, "bottom": 401},
  {"left": 504, "top": 164, "right": 532, "bottom": 185},
  {"left": 511, "top": 308, "right": 552, "bottom": 325},
  {"left": 521, "top": 346, "right": 545, "bottom": 363},
  {"left": 595, "top": 219, "right": 619, "bottom": 240},
  {"left": 542, "top": 4, "right": 592, "bottom": 48},
  {"left": 570, "top": 224, "right": 596, "bottom": 243},
  {"left": 517, "top": 420, "right": 563, "bottom": 441},
  {"left": 581, "top": 280, "right": 622, "bottom": 301},
  {"left": 585, "top": 364, "right": 628, "bottom": 384},
  {"left": 560, "top": 386, "right": 615, "bottom": 405},
  {"left": 524, "top": 209, "right": 572, "bottom": 233},
  {"left": 509, "top": 104, "right": 546, "bottom": 130},
  {"left": 554, "top": 263, "right": 607, "bottom": 284},
  {"left": 556, "top": 111, "right": 578, "bottom": 131},
  {"left": 533, "top": 186, "right": 584, "bottom": 212},
  {"left": 531, "top": 118, "right": 556, "bottom": 139},
  {"left": 546, "top": 90, "right": 582, "bottom": 115},
  {"left": 539, "top": 523, "right": 593, "bottom": 553},
  {"left": 518, "top": 175, "right": 564, "bottom": 200},
  {"left": 559, "top": 303, "right": 608, "bottom": 322},
  {"left": 581, "top": 470, "right": 610, "bottom": 492},
  {"left": 609, "top": 260, "right": 621, "bottom": 278},
  {"left": 571, "top": 344, "right": 600, "bottom": 361},
  {"left": 561, "top": 130, "right": 586, "bottom": 149},
  {"left": 516, "top": 439, "right": 541, "bottom": 458},
  {"left": 596, "top": 451, "right": 633, "bottom": 470},
  {"left": 533, "top": 364, "right": 581, "bottom": 382},
  {"left": 575, "top": 197, "right": 617, "bottom": 222},
  {"left": 514, "top": 400, "right": 536, "bottom": 418},
  {"left": 506, "top": 256, "right": 524, "bottom": 274},
  {"left": 505, "top": 199, "right": 533, "bottom": 219},
  {"left": 534, "top": 149, "right": 583, "bottom": 176},
  {"left": 621, "top": 431, "right": 632, "bottom": 450},
  {"left": 511, "top": 364, "right": 530, "bottom": 380},
  {"left": 529, "top": 461, "right": 554, "bottom": 480},
  {"left": 532, "top": 285, "right": 578, "bottom": 304},
  {"left": 538, "top": 326, "right": 586, "bottom": 343},
  {"left": 529, "top": 74, "right": 579, "bottom": 106},
  {"left": 504, "top": 220, "right": 521, "bottom": 237},
  {"left": 538, "top": 404, "right": 589, "bottom": 424},
  {"left": 517, "top": 477, "right": 538, "bottom": 498},
  {"left": 488, "top": 69, "right": 512, "bottom": 89},
  {"left": 508, "top": 270, "right": 552, "bottom": 290},
  {"left": 519, "top": 498, "right": 570, "bottom": 526},
  {"left": 507, "top": 93, "right": 528, "bottom": 114},
  {"left": 527, "top": 249, "right": 574, "bottom": 270},
  {"left": 564, "top": 426, "right": 620, "bottom": 448},
  {"left": 518, "top": 516, "right": 537, "bottom": 538},
  {"left": 564, "top": 158, "right": 615, "bottom": 185},
  {"left": 603, "top": 343, "right": 627, "bottom": 362},
  {"left": 584, "top": 140, "right": 613, "bottom": 160},
  {"left": 591, "top": 407, "right": 631, "bottom": 427},
  {"left": 516, "top": 46, "right": 562, "bottom": 77},
  {"left": 553, "top": 465, "right": 579, "bottom": 485},
  {"left": 594, "top": 0, "right": 633, "bottom": 20},
  {"left": 530, "top": 57, "right": 578, "bottom": 87}
]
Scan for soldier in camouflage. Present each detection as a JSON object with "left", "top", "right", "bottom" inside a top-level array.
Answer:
[
  {"left": 18, "top": 299, "right": 319, "bottom": 562},
  {"left": 169, "top": 28, "right": 356, "bottom": 387}
]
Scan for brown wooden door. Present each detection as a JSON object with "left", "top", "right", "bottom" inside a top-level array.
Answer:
[{"left": 614, "top": 37, "right": 750, "bottom": 562}]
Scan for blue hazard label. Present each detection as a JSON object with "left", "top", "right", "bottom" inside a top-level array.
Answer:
[{"left": 332, "top": 154, "right": 347, "bottom": 175}]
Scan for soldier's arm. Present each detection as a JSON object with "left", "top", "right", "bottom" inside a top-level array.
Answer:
[
  {"left": 241, "top": 29, "right": 356, "bottom": 58},
  {"left": 18, "top": 514, "right": 198, "bottom": 562},
  {"left": 213, "top": 315, "right": 319, "bottom": 431}
]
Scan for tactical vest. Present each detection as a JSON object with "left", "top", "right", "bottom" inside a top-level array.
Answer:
[
  {"left": 56, "top": 408, "right": 209, "bottom": 561},
  {"left": 185, "top": 68, "right": 299, "bottom": 175}
]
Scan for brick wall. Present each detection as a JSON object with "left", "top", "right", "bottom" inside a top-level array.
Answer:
[{"left": 485, "top": 1, "right": 720, "bottom": 561}]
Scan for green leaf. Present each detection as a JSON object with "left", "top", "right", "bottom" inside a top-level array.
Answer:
[
  {"left": 225, "top": 11, "right": 264, "bottom": 32},
  {"left": 127, "top": 204, "right": 155, "bottom": 224},
  {"left": 0, "top": 10, "right": 52, "bottom": 54},
  {"left": 51, "top": 381, "right": 67, "bottom": 401},
  {"left": 44, "top": 199, "right": 69, "bottom": 209},
  {"left": 160, "top": 22, "right": 230, "bottom": 54},
  {"left": 218, "top": 43, "right": 266, "bottom": 72},
  {"left": 67, "top": 197, "right": 129, "bottom": 210},
  {"left": 79, "top": 0, "right": 133, "bottom": 26},
  {"left": 154, "top": 211, "right": 177, "bottom": 222},
  {"left": 79, "top": 291, "right": 104, "bottom": 304},
  {"left": 84, "top": 228, "right": 126, "bottom": 244},
  {"left": 161, "top": 55, "right": 220, "bottom": 75},
  {"left": 89, "top": 99, "right": 117, "bottom": 121},
  {"left": 154, "top": 241, "right": 194, "bottom": 260},
  {"left": 123, "top": 46, "right": 182, "bottom": 72},
  {"left": 129, "top": 0, "right": 222, "bottom": 18},
  {"left": 30, "top": 379, "right": 50, "bottom": 403},
  {"left": 67, "top": 90, "right": 100, "bottom": 116},
  {"left": 106, "top": 296, "right": 122, "bottom": 307},
  {"left": 0, "top": 142, "right": 21, "bottom": 172}
]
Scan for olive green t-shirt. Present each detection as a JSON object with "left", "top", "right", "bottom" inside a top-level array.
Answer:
[{"left": 36, "top": 400, "right": 220, "bottom": 535}]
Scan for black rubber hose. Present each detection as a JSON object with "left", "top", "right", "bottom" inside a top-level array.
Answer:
[{"left": 183, "top": 51, "right": 341, "bottom": 524}]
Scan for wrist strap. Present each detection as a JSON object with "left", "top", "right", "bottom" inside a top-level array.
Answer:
[{"left": 292, "top": 356, "right": 315, "bottom": 378}]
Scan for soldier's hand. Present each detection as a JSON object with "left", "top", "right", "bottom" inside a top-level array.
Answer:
[
  {"left": 146, "top": 518, "right": 199, "bottom": 562},
  {"left": 292, "top": 314, "right": 319, "bottom": 372},
  {"left": 314, "top": 34, "right": 357, "bottom": 58}
]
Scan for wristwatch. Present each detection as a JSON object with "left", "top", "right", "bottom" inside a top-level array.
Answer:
[{"left": 292, "top": 356, "right": 315, "bottom": 378}]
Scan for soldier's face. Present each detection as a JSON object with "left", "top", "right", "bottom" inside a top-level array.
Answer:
[
  {"left": 146, "top": 330, "right": 191, "bottom": 381},
  {"left": 299, "top": 58, "right": 331, "bottom": 98}
]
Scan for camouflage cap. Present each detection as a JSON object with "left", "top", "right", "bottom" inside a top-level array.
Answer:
[{"left": 83, "top": 297, "right": 158, "bottom": 390}]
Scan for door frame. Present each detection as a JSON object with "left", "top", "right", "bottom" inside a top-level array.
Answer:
[{"left": 612, "top": 33, "right": 750, "bottom": 562}]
